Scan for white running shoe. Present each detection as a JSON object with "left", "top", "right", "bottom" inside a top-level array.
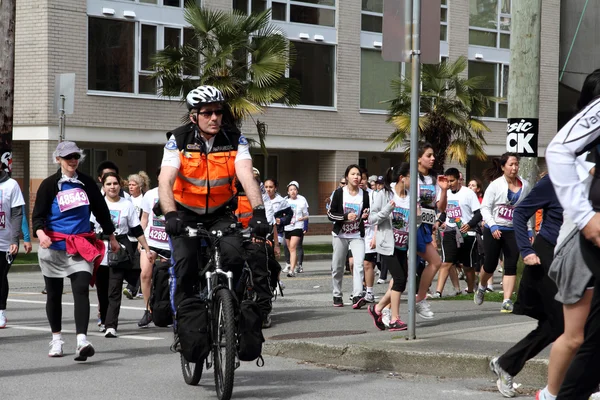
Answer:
[
  {"left": 381, "top": 308, "right": 392, "bottom": 328},
  {"left": 415, "top": 299, "right": 434, "bottom": 319},
  {"left": 296, "top": 265, "right": 304, "bottom": 273},
  {"left": 364, "top": 292, "right": 375, "bottom": 303},
  {"left": 48, "top": 339, "right": 64, "bottom": 357},
  {"left": 432, "top": 291, "right": 442, "bottom": 299},
  {"left": 489, "top": 357, "right": 515, "bottom": 397},
  {"left": 75, "top": 339, "right": 95, "bottom": 361},
  {"left": 282, "top": 264, "right": 290, "bottom": 273},
  {"left": 104, "top": 328, "right": 118, "bottom": 338},
  {"left": 474, "top": 286, "right": 486, "bottom": 305},
  {"left": 279, "top": 280, "right": 286, "bottom": 290},
  {"left": 376, "top": 279, "right": 385, "bottom": 284},
  {"left": 0, "top": 310, "right": 6, "bottom": 329}
]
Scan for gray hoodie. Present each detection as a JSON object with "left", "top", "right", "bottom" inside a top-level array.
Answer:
[{"left": 368, "top": 189, "right": 397, "bottom": 256}]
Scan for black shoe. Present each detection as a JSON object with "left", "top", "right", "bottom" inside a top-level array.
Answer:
[
  {"left": 367, "top": 305, "right": 385, "bottom": 331},
  {"left": 262, "top": 314, "right": 272, "bottom": 329},
  {"left": 41, "top": 287, "right": 47, "bottom": 295},
  {"left": 333, "top": 296, "right": 343, "bottom": 307},
  {"left": 138, "top": 310, "right": 153, "bottom": 328},
  {"left": 352, "top": 295, "right": 366, "bottom": 310}
]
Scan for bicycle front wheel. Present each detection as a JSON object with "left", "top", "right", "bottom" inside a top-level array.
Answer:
[
  {"left": 180, "top": 353, "right": 203, "bottom": 385},
  {"left": 212, "top": 288, "right": 237, "bottom": 400}
]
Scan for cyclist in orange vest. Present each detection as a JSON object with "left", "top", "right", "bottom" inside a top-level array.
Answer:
[
  {"left": 235, "top": 179, "right": 253, "bottom": 229},
  {"left": 158, "top": 85, "right": 271, "bottom": 313}
]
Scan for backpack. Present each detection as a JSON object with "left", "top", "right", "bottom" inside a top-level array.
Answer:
[
  {"left": 242, "top": 242, "right": 273, "bottom": 320},
  {"left": 177, "top": 297, "right": 210, "bottom": 363},
  {"left": 237, "top": 299, "right": 265, "bottom": 362},
  {"left": 150, "top": 262, "right": 173, "bottom": 327}
]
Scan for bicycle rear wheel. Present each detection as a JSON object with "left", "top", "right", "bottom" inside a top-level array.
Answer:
[
  {"left": 212, "top": 288, "right": 236, "bottom": 400},
  {"left": 180, "top": 353, "right": 203, "bottom": 385}
]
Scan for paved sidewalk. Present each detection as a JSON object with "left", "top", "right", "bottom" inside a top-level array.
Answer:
[{"left": 262, "top": 258, "right": 549, "bottom": 390}]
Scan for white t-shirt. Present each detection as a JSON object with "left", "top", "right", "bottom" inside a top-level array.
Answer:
[
  {"left": 128, "top": 194, "right": 144, "bottom": 242},
  {"left": 437, "top": 186, "right": 481, "bottom": 234},
  {"left": 141, "top": 187, "right": 170, "bottom": 251},
  {"left": 92, "top": 197, "right": 141, "bottom": 265},
  {"left": 285, "top": 196, "right": 309, "bottom": 232},
  {"left": 161, "top": 132, "right": 252, "bottom": 169},
  {"left": 0, "top": 179, "right": 25, "bottom": 251},
  {"left": 391, "top": 189, "right": 410, "bottom": 251},
  {"left": 337, "top": 187, "right": 365, "bottom": 239}
]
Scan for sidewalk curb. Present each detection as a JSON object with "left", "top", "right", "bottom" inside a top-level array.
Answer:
[
  {"left": 9, "top": 264, "right": 40, "bottom": 273},
  {"left": 263, "top": 341, "right": 548, "bottom": 387}
]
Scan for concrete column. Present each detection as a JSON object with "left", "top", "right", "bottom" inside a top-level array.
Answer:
[{"left": 318, "top": 150, "right": 358, "bottom": 214}]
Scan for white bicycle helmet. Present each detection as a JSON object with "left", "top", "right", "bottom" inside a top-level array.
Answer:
[{"left": 186, "top": 85, "right": 225, "bottom": 110}]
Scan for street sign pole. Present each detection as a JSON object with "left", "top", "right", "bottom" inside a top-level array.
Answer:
[{"left": 406, "top": 0, "right": 421, "bottom": 340}]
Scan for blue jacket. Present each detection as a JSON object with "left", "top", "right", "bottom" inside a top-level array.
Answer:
[{"left": 513, "top": 175, "right": 563, "bottom": 258}]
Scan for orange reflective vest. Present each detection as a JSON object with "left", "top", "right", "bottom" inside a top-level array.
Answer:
[
  {"left": 168, "top": 124, "right": 239, "bottom": 215},
  {"left": 236, "top": 194, "right": 252, "bottom": 228}
]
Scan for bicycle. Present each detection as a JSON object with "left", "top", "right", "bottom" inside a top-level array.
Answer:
[{"left": 177, "top": 222, "right": 250, "bottom": 400}]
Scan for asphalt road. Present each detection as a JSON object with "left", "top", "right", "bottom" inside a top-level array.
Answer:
[{"left": 1, "top": 265, "right": 524, "bottom": 400}]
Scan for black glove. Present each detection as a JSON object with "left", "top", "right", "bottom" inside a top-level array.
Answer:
[
  {"left": 249, "top": 207, "right": 270, "bottom": 238},
  {"left": 165, "top": 211, "right": 184, "bottom": 237}
]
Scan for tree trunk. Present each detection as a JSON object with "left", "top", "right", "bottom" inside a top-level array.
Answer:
[
  {"left": 508, "top": 0, "right": 542, "bottom": 185},
  {"left": 0, "top": 0, "right": 16, "bottom": 172}
]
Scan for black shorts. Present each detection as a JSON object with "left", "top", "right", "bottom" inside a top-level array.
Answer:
[
  {"left": 285, "top": 229, "right": 304, "bottom": 239},
  {"left": 364, "top": 252, "right": 377, "bottom": 262},
  {"left": 148, "top": 246, "right": 172, "bottom": 260},
  {"left": 441, "top": 231, "right": 478, "bottom": 267}
]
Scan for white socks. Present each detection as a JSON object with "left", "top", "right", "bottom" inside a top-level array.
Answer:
[
  {"left": 541, "top": 386, "right": 557, "bottom": 400},
  {"left": 77, "top": 334, "right": 87, "bottom": 345},
  {"left": 52, "top": 333, "right": 62, "bottom": 341},
  {"left": 366, "top": 287, "right": 373, "bottom": 294}
]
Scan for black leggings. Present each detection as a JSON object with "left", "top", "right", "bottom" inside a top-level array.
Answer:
[
  {"left": 44, "top": 271, "right": 91, "bottom": 334},
  {"left": 381, "top": 249, "right": 408, "bottom": 293},
  {"left": 0, "top": 252, "right": 10, "bottom": 310},
  {"left": 482, "top": 228, "right": 519, "bottom": 276}
]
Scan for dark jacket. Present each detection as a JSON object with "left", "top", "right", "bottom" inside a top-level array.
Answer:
[
  {"left": 327, "top": 187, "right": 370, "bottom": 237},
  {"left": 32, "top": 169, "right": 115, "bottom": 237}
]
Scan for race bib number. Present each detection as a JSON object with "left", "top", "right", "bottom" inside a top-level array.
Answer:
[
  {"left": 421, "top": 208, "right": 436, "bottom": 225},
  {"left": 498, "top": 205, "right": 514, "bottom": 222},
  {"left": 0, "top": 212, "right": 5, "bottom": 229},
  {"left": 341, "top": 221, "right": 360, "bottom": 235},
  {"left": 393, "top": 229, "right": 408, "bottom": 249},
  {"left": 447, "top": 206, "right": 462, "bottom": 219},
  {"left": 57, "top": 188, "right": 89, "bottom": 213},
  {"left": 148, "top": 227, "right": 168, "bottom": 243}
]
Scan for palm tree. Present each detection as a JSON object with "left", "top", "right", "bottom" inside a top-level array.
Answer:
[
  {"left": 385, "top": 56, "right": 496, "bottom": 173},
  {"left": 152, "top": 2, "right": 300, "bottom": 153}
]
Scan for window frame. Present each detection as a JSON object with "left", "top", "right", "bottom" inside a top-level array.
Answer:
[
  {"left": 468, "top": 0, "right": 511, "bottom": 49},
  {"left": 467, "top": 60, "right": 509, "bottom": 120}
]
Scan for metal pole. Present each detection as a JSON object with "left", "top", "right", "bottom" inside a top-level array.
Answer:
[
  {"left": 406, "top": 0, "right": 421, "bottom": 340},
  {"left": 59, "top": 95, "right": 66, "bottom": 142}
]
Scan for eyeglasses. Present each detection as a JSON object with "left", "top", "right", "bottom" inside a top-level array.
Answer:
[
  {"left": 198, "top": 109, "right": 224, "bottom": 118},
  {"left": 62, "top": 153, "right": 81, "bottom": 161}
]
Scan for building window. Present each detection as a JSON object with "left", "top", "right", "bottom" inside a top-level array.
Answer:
[
  {"left": 233, "top": 0, "right": 267, "bottom": 14},
  {"left": 88, "top": 18, "right": 135, "bottom": 93},
  {"left": 361, "top": 0, "right": 447, "bottom": 38},
  {"left": 469, "top": 0, "right": 511, "bottom": 48},
  {"left": 78, "top": 148, "right": 108, "bottom": 177},
  {"left": 360, "top": 49, "right": 403, "bottom": 110},
  {"left": 252, "top": 154, "right": 279, "bottom": 181},
  {"left": 248, "top": 0, "right": 336, "bottom": 27},
  {"left": 468, "top": 61, "right": 509, "bottom": 118},
  {"left": 289, "top": 41, "right": 335, "bottom": 107},
  {"left": 441, "top": 0, "right": 448, "bottom": 41}
]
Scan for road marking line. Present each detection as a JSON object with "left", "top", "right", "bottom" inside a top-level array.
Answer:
[
  {"left": 8, "top": 298, "right": 147, "bottom": 311},
  {"left": 7, "top": 325, "right": 164, "bottom": 341}
]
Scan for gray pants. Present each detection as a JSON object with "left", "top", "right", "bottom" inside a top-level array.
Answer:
[{"left": 332, "top": 236, "right": 365, "bottom": 298}]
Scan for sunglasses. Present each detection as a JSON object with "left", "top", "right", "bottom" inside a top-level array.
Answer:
[
  {"left": 62, "top": 153, "right": 81, "bottom": 160},
  {"left": 198, "top": 109, "right": 224, "bottom": 118}
]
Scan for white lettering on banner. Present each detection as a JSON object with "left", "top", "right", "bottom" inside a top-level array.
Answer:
[
  {"left": 507, "top": 120, "right": 533, "bottom": 133},
  {"left": 421, "top": 208, "right": 436, "bottom": 225},
  {"left": 57, "top": 188, "right": 90, "bottom": 213},
  {"left": 148, "top": 227, "right": 168, "bottom": 243},
  {"left": 506, "top": 133, "right": 535, "bottom": 154},
  {"left": 497, "top": 205, "right": 514, "bottom": 222}
]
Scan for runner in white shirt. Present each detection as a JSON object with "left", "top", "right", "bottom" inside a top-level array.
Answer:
[
  {"left": 435, "top": 168, "right": 482, "bottom": 297},
  {"left": 363, "top": 176, "right": 383, "bottom": 303},
  {"left": 0, "top": 173, "right": 24, "bottom": 329},
  {"left": 284, "top": 181, "right": 309, "bottom": 277},
  {"left": 92, "top": 173, "right": 152, "bottom": 338},
  {"left": 137, "top": 170, "right": 172, "bottom": 328}
]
